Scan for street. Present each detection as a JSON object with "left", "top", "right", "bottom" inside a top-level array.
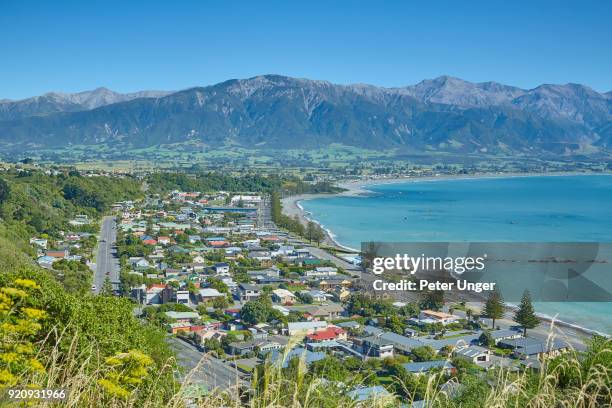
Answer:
[
  {"left": 92, "top": 216, "right": 120, "bottom": 294},
  {"left": 167, "top": 337, "right": 248, "bottom": 392}
]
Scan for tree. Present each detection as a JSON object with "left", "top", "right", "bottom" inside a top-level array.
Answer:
[
  {"left": 212, "top": 296, "right": 229, "bottom": 310},
  {"left": 419, "top": 290, "right": 444, "bottom": 311},
  {"left": 312, "top": 224, "right": 325, "bottom": 246},
  {"left": 297, "top": 292, "right": 313, "bottom": 304},
  {"left": 479, "top": 331, "right": 495, "bottom": 347},
  {"left": 484, "top": 288, "right": 504, "bottom": 329},
  {"left": 386, "top": 314, "right": 405, "bottom": 334},
  {"left": 100, "top": 277, "right": 114, "bottom": 296},
  {"left": 514, "top": 289, "right": 539, "bottom": 336},
  {"left": 411, "top": 345, "right": 437, "bottom": 362},
  {"left": 240, "top": 300, "right": 270, "bottom": 325},
  {"left": 0, "top": 177, "right": 9, "bottom": 204},
  {"left": 306, "top": 221, "right": 317, "bottom": 243}
]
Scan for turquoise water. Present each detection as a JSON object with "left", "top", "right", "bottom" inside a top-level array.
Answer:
[{"left": 301, "top": 175, "right": 612, "bottom": 334}]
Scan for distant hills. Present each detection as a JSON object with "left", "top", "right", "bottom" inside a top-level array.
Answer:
[{"left": 1, "top": 75, "right": 610, "bottom": 158}]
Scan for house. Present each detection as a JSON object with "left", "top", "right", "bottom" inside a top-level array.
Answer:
[
  {"left": 195, "top": 330, "right": 227, "bottom": 345},
  {"left": 268, "top": 347, "right": 326, "bottom": 368},
  {"left": 164, "top": 311, "right": 199, "bottom": 322},
  {"left": 288, "top": 304, "right": 345, "bottom": 320},
  {"left": 164, "top": 268, "right": 180, "bottom": 278},
  {"left": 188, "top": 235, "right": 202, "bottom": 244},
  {"left": 30, "top": 238, "right": 48, "bottom": 249},
  {"left": 157, "top": 236, "right": 171, "bottom": 245},
  {"left": 312, "top": 304, "right": 345, "bottom": 320},
  {"left": 336, "top": 321, "right": 361, "bottom": 330},
  {"left": 129, "top": 257, "right": 151, "bottom": 269},
  {"left": 220, "top": 276, "right": 238, "bottom": 291},
  {"left": 362, "top": 336, "right": 394, "bottom": 358},
  {"left": 248, "top": 251, "right": 272, "bottom": 262},
  {"left": 305, "top": 267, "right": 338, "bottom": 277},
  {"left": 489, "top": 329, "right": 523, "bottom": 344},
  {"left": 272, "top": 288, "right": 297, "bottom": 304},
  {"left": 176, "top": 290, "right": 190, "bottom": 304},
  {"left": 37, "top": 256, "right": 55, "bottom": 269},
  {"left": 418, "top": 310, "right": 459, "bottom": 325},
  {"left": 318, "top": 278, "right": 352, "bottom": 290},
  {"left": 199, "top": 288, "right": 224, "bottom": 302},
  {"left": 302, "top": 290, "right": 327, "bottom": 302},
  {"left": 145, "top": 284, "right": 167, "bottom": 304},
  {"left": 272, "top": 305, "right": 290, "bottom": 316},
  {"left": 192, "top": 255, "right": 206, "bottom": 264},
  {"left": 238, "top": 283, "right": 262, "bottom": 302},
  {"left": 306, "top": 326, "right": 347, "bottom": 342},
  {"left": 229, "top": 339, "right": 283, "bottom": 356},
  {"left": 230, "top": 195, "right": 261, "bottom": 205},
  {"left": 347, "top": 386, "right": 392, "bottom": 403},
  {"left": 403, "top": 361, "right": 456, "bottom": 375},
  {"left": 286, "top": 321, "right": 327, "bottom": 336},
  {"left": 212, "top": 262, "right": 230, "bottom": 275},
  {"left": 46, "top": 249, "right": 68, "bottom": 259},
  {"left": 168, "top": 322, "right": 192, "bottom": 334},
  {"left": 362, "top": 326, "right": 423, "bottom": 355},
  {"left": 498, "top": 337, "right": 570, "bottom": 359},
  {"left": 453, "top": 345, "right": 491, "bottom": 364}
]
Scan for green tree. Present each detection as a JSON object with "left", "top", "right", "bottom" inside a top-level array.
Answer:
[
  {"left": 240, "top": 300, "right": 270, "bottom": 324},
  {"left": 483, "top": 287, "right": 504, "bottom": 329},
  {"left": 0, "top": 177, "right": 9, "bottom": 204},
  {"left": 306, "top": 221, "right": 317, "bottom": 243},
  {"left": 514, "top": 289, "right": 539, "bottom": 335},
  {"left": 419, "top": 290, "right": 444, "bottom": 311},
  {"left": 101, "top": 277, "right": 114, "bottom": 296},
  {"left": 478, "top": 331, "right": 495, "bottom": 347},
  {"left": 411, "top": 345, "right": 436, "bottom": 362}
]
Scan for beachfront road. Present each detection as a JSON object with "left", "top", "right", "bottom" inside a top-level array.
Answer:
[
  {"left": 92, "top": 216, "right": 119, "bottom": 294},
  {"left": 168, "top": 337, "right": 248, "bottom": 391}
]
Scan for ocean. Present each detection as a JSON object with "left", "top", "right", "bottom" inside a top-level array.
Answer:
[{"left": 300, "top": 174, "right": 612, "bottom": 334}]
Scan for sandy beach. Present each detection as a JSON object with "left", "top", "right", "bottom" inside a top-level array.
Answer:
[
  {"left": 281, "top": 171, "right": 609, "bottom": 249},
  {"left": 281, "top": 172, "right": 611, "bottom": 342}
]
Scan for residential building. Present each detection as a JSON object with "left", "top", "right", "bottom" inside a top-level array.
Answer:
[{"left": 238, "top": 283, "right": 262, "bottom": 302}]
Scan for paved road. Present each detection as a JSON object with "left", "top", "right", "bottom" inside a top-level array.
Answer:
[
  {"left": 168, "top": 337, "right": 248, "bottom": 391},
  {"left": 305, "top": 244, "right": 363, "bottom": 275},
  {"left": 92, "top": 216, "right": 119, "bottom": 294}
]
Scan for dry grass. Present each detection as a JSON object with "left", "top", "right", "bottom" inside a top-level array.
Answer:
[{"left": 5, "top": 325, "right": 610, "bottom": 408}]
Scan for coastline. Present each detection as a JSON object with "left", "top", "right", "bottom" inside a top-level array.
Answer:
[
  {"left": 281, "top": 171, "right": 612, "bottom": 339},
  {"left": 282, "top": 171, "right": 612, "bottom": 250}
]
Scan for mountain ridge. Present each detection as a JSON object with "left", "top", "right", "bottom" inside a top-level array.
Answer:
[{"left": 0, "top": 75, "right": 610, "bottom": 157}]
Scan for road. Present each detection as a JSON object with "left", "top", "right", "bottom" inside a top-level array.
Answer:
[
  {"left": 92, "top": 216, "right": 120, "bottom": 294},
  {"left": 168, "top": 337, "right": 248, "bottom": 392}
]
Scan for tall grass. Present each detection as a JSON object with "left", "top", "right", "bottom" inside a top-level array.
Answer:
[{"left": 6, "top": 327, "right": 610, "bottom": 407}]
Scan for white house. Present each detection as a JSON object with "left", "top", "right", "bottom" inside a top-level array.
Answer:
[
  {"left": 199, "top": 288, "right": 224, "bottom": 302},
  {"left": 30, "top": 238, "right": 48, "bottom": 249},
  {"left": 418, "top": 310, "right": 459, "bottom": 325},
  {"left": 212, "top": 262, "right": 230, "bottom": 275},
  {"left": 176, "top": 290, "right": 190, "bottom": 304},
  {"left": 272, "top": 288, "right": 297, "bottom": 304},
  {"left": 453, "top": 345, "right": 491, "bottom": 364},
  {"left": 230, "top": 195, "right": 261, "bottom": 205},
  {"left": 286, "top": 321, "right": 327, "bottom": 336}
]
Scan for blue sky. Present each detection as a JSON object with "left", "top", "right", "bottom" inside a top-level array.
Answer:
[{"left": 1, "top": 0, "right": 611, "bottom": 99}]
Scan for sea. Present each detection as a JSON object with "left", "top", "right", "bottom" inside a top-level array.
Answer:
[{"left": 300, "top": 174, "right": 612, "bottom": 335}]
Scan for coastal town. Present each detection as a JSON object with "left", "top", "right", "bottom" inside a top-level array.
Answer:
[{"left": 25, "top": 180, "right": 588, "bottom": 406}]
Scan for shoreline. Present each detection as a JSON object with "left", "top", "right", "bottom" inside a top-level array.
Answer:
[
  {"left": 282, "top": 171, "right": 612, "bottom": 250},
  {"left": 281, "top": 171, "right": 612, "bottom": 339}
]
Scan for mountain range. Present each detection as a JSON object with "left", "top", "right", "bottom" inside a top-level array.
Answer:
[{"left": 1, "top": 75, "right": 610, "bottom": 157}]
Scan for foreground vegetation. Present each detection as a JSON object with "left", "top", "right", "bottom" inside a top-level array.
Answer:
[{"left": 0, "top": 168, "right": 610, "bottom": 407}]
